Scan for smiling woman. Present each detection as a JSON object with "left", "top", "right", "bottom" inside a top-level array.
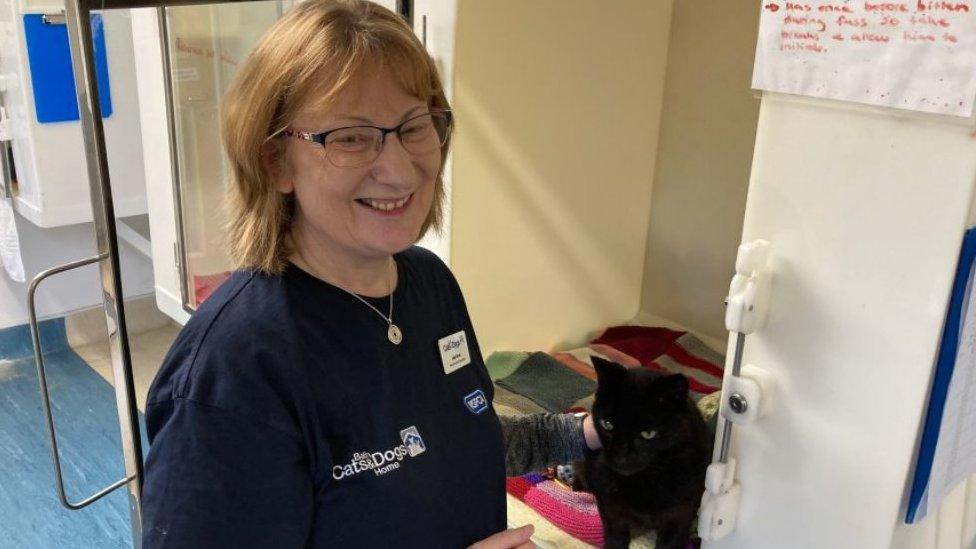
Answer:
[
  {"left": 140, "top": 1, "right": 596, "bottom": 548},
  {"left": 276, "top": 71, "right": 449, "bottom": 289},
  {"left": 219, "top": 0, "right": 451, "bottom": 287}
]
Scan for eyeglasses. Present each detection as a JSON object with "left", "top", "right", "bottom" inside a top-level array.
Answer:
[{"left": 282, "top": 110, "right": 453, "bottom": 168}]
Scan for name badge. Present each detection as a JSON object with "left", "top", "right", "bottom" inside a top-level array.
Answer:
[{"left": 438, "top": 330, "right": 471, "bottom": 374}]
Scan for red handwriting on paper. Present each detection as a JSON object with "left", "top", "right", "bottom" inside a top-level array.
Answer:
[
  {"left": 780, "top": 41, "right": 827, "bottom": 52},
  {"left": 818, "top": 3, "right": 854, "bottom": 12},
  {"left": 837, "top": 15, "right": 870, "bottom": 26},
  {"left": 850, "top": 32, "right": 891, "bottom": 41},
  {"left": 785, "top": 14, "right": 829, "bottom": 31},
  {"left": 864, "top": 2, "right": 910, "bottom": 12},
  {"left": 175, "top": 37, "right": 239, "bottom": 67},
  {"left": 911, "top": 14, "right": 952, "bottom": 25},
  {"left": 773, "top": 0, "right": 970, "bottom": 55},
  {"left": 903, "top": 30, "right": 938, "bottom": 40},
  {"left": 915, "top": 1, "right": 970, "bottom": 12},
  {"left": 782, "top": 30, "right": 822, "bottom": 40}
]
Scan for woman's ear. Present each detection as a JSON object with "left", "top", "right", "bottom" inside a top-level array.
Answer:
[{"left": 261, "top": 138, "right": 293, "bottom": 194}]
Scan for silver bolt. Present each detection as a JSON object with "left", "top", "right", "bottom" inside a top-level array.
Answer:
[{"left": 729, "top": 393, "right": 748, "bottom": 414}]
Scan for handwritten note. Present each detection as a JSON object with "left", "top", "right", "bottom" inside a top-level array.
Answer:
[{"left": 752, "top": 1, "right": 976, "bottom": 116}]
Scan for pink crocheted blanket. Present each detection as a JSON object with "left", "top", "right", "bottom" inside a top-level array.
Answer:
[
  {"left": 507, "top": 473, "right": 606, "bottom": 546},
  {"left": 506, "top": 471, "right": 700, "bottom": 548}
]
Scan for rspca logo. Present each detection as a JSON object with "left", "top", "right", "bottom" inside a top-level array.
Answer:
[
  {"left": 399, "top": 425, "right": 426, "bottom": 457},
  {"left": 463, "top": 389, "right": 489, "bottom": 415}
]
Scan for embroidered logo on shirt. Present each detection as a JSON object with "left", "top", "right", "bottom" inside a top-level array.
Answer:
[
  {"left": 399, "top": 425, "right": 426, "bottom": 457},
  {"left": 332, "top": 426, "right": 426, "bottom": 481},
  {"left": 463, "top": 389, "right": 489, "bottom": 415}
]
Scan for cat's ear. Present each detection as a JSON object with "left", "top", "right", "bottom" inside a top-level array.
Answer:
[
  {"left": 591, "top": 356, "right": 627, "bottom": 387},
  {"left": 654, "top": 374, "right": 690, "bottom": 409}
]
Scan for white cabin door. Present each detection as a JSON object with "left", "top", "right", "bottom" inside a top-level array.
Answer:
[{"left": 705, "top": 94, "right": 976, "bottom": 549}]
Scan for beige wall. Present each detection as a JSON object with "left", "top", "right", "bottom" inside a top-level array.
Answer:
[
  {"left": 450, "top": 0, "right": 674, "bottom": 354},
  {"left": 639, "top": 0, "right": 761, "bottom": 343}
]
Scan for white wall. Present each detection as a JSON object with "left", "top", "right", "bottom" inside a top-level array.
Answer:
[
  {"left": 450, "top": 0, "right": 674, "bottom": 354},
  {"left": 640, "top": 0, "right": 761, "bottom": 344}
]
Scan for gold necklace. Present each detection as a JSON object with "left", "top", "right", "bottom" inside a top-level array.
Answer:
[{"left": 297, "top": 251, "right": 402, "bottom": 345}]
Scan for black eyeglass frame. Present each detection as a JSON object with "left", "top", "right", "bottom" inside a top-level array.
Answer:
[{"left": 281, "top": 109, "right": 453, "bottom": 153}]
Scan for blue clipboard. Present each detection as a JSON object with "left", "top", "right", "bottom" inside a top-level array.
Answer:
[
  {"left": 905, "top": 226, "right": 976, "bottom": 523},
  {"left": 22, "top": 13, "right": 113, "bottom": 124}
]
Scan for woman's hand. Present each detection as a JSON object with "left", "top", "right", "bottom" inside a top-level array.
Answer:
[
  {"left": 583, "top": 414, "right": 602, "bottom": 450},
  {"left": 468, "top": 524, "right": 535, "bottom": 548}
]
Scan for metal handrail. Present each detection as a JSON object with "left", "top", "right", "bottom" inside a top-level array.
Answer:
[
  {"left": 64, "top": 2, "right": 146, "bottom": 542},
  {"left": 26, "top": 253, "right": 136, "bottom": 510},
  {"left": 58, "top": 1, "right": 280, "bottom": 545}
]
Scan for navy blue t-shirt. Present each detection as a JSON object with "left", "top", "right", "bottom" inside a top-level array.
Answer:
[{"left": 143, "top": 246, "right": 506, "bottom": 548}]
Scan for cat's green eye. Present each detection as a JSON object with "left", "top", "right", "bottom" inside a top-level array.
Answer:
[
  {"left": 640, "top": 430, "right": 658, "bottom": 440},
  {"left": 599, "top": 419, "right": 614, "bottom": 431}
]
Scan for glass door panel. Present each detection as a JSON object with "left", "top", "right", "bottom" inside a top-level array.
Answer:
[
  {"left": 166, "top": 1, "right": 413, "bottom": 310},
  {"left": 166, "top": 1, "right": 281, "bottom": 308}
]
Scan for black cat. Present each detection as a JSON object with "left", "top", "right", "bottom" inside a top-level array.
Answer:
[{"left": 573, "top": 356, "right": 711, "bottom": 549}]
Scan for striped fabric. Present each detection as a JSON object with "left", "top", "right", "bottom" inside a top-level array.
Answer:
[
  {"left": 559, "top": 326, "right": 726, "bottom": 402},
  {"left": 505, "top": 473, "right": 605, "bottom": 547},
  {"left": 487, "top": 326, "right": 726, "bottom": 412}
]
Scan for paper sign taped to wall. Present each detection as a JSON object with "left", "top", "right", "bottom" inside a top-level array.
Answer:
[{"left": 752, "top": 0, "right": 976, "bottom": 117}]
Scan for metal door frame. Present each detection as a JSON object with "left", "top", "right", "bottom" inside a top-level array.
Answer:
[
  {"left": 59, "top": 0, "right": 261, "bottom": 546},
  {"left": 59, "top": 2, "right": 409, "bottom": 546}
]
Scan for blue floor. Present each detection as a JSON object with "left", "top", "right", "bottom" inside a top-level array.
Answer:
[{"left": 0, "top": 319, "right": 148, "bottom": 548}]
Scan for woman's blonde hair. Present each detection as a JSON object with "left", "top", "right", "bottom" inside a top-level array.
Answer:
[{"left": 222, "top": 0, "right": 450, "bottom": 275}]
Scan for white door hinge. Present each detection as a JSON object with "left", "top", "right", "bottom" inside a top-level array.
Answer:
[
  {"left": 725, "top": 239, "right": 773, "bottom": 334},
  {"left": 699, "top": 458, "right": 742, "bottom": 541}
]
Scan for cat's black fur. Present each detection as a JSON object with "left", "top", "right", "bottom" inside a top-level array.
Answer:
[{"left": 573, "top": 356, "right": 711, "bottom": 549}]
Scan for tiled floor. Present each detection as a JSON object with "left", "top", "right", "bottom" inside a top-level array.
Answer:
[
  {"left": 66, "top": 296, "right": 180, "bottom": 413},
  {"left": 0, "top": 320, "right": 148, "bottom": 548},
  {"left": 0, "top": 299, "right": 180, "bottom": 548},
  {"left": 73, "top": 324, "right": 180, "bottom": 413}
]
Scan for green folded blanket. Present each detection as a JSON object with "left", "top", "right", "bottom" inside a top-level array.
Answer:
[
  {"left": 495, "top": 352, "right": 597, "bottom": 413},
  {"left": 485, "top": 351, "right": 530, "bottom": 381}
]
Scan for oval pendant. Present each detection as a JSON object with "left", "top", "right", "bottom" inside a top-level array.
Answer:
[{"left": 388, "top": 324, "right": 403, "bottom": 345}]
